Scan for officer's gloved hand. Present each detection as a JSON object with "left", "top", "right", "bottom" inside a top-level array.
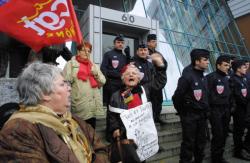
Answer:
[
  {"left": 124, "top": 46, "right": 131, "bottom": 63},
  {"left": 60, "top": 47, "right": 72, "bottom": 61},
  {"left": 230, "top": 102, "right": 236, "bottom": 115},
  {"left": 205, "top": 110, "right": 211, "bottom": 119},
  {"left": 124, "top": 46, "right": 130, "bottom": 56},
  {"left": 230, "top": 106, "right": 236, "bottom": 115},
  {"left": 42, "top": 47, "right": 59, "bottom": 65}
]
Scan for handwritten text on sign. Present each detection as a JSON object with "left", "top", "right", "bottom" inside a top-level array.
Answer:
[{"left": 120, "top": 102, "right": 159, "bottom": 161}]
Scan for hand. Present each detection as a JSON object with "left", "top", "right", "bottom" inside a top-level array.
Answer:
[
  {"left": 124, "top": 46, "right": 130, "bottom": 56},
  {"left": 151, "top": 52, "right": 164, "bottom": 67},
  {"left": 205, "top": 111, "right": 211, "bottom": 119},
  {"left": 91, "top": 65, "right": 98, "bottom": 77},
  {"left": 113, "top": 129, "right": 120, "bottom": 138},
  {"left": 60, "top": 47, "right": 72, "bottom": 61}
]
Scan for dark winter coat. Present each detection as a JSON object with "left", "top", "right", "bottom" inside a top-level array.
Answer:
[
  {"left": 108, "top": 64, "right": 167, "bottom": 140},
  {"left": 172, "top": 65, "right": 209, "bottom": 114}
]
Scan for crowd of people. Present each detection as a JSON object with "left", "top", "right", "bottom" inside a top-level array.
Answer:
[
  {"left": 173, "top": 49, "right": 250, "bottom": 163},
  {"left": 0, "top": 34, "right": 167, "bottom": 163},
  {"left": 0, "top": 33, "right": 249, "bottom": 163}
]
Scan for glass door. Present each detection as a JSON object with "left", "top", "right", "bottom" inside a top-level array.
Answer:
[{"left": 102, "top": 33, "right": 139, "bottom": 58}]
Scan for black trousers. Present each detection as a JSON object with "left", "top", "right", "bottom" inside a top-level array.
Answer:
[
  {"left": 233, "top": 104, "right": 248, "bottom": 154},
  {"left": 209, "top": 105, "right": 230, "bottom": 161},
  {"left": 151, "top": 90, "right": 163, "bottom": 120},
  {"left": 179, "top": 111, "right": 207, "bottom": 163},
  {"left": 245, "top": 102, "right": 250, "bottom": 152}
]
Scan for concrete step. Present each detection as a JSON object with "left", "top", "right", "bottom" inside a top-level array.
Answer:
[
  {"left": 95, "top": 127, "right": 182, "bottom": 145},
  {"left": 149, "top": 146, "right": 235, "bottom": 163},
  {"left": 95, "top": 109, "right": 236, "bottom": 163},
  {"left": 95, "top": 122, "right": 183, "bottom": 145},
  {"left": 158, "top": 128, "right": 182, "bottom": 143},
  {"left": 96, "top": 118, "right": 182, "bottom": 133},
  {"left": 160, "top": 112, "right": 179, "bottom": 120},
  {"left": 147, "top": 135, "right": 234, "bottom": 162},
  {"left": 156, "top": 118, "right": 181, "bottom": 131},
  {"left": 149, "top": 147, "right": 233, "bottom": 163}
]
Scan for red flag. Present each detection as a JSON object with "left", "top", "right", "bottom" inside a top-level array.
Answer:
[{"left": 0, "top": 0, "right": 83, "bottom": 52}]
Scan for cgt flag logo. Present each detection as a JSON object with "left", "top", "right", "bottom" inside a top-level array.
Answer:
[{"left": 0, "top": 0, "right": 82, "bottom": 52}]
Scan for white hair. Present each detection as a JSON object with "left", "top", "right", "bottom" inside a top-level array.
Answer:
[
  {"left": 16, "top": 62, "right": 62, "bottom": 106},
  {"left": 121, "top": 64, "right": 141, "bottom": 81}
]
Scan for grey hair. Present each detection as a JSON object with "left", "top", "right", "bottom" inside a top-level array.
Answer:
[
  {"left": 16, "top": 62, "right": 62, "bottom": 106},
  {"left": 121, "top": 64, "right": 141, "bottom": 81}
]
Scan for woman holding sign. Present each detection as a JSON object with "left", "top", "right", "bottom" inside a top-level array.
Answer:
[{"left": 108, "top": 48, "right": 167, "bottom": 163}]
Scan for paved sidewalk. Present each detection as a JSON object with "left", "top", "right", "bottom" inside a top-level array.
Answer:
[
  {"left": 203, "top": 157, "right": 249, "bottom": 163},
  {"left": 162, "top": 156, "right": 250, "bottom": 163}
]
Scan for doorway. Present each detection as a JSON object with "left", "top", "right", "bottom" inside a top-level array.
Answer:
[{"left": 102, "top": 21, "right": 149, "bottom": 57}]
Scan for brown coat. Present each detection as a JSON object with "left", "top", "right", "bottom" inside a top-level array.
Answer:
[{"left": 0, "top": 115, "right": 109, "bottom": 163}]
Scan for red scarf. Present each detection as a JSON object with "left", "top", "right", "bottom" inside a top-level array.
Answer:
[
  {"left": 76, "top": 55, "right": 98, "bottom": 88},
  {"left": 128, "top": 93, "right": 142, "bottom": 109}
]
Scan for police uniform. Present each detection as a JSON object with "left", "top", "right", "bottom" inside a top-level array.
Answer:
[
  {"left": 147, "top": 34, "right": 168, "bottom": 123},
  {"left": 100, "top": 35, "right": 129, "bottom": 141},
  {"left": 132, "top": 44, "right": 155, "bottom": 86},
  {"left": 206, "top": 56, "right": 231, "bottom": 163},
  {"left": 231, "top": 60, "right": 250, "bottom": 159},
  {"left": 101, "top": 48, "right": 127, "bottom": 105},
  {"left": 101, "top": 35, "right": 128, "bottom": 106},
  {"left": 245, "top": 59, "right": 250, "bottom": 86},
  {"left": 172, "top": 49, "right": 209, "bottom": 163}
]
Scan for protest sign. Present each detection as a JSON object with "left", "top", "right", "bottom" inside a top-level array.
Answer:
[{"left": 120, "top": 102, "right": 159, "bottom": 161}]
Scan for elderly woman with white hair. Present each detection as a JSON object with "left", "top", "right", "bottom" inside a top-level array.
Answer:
[
  {"left": 108, "top": 53, "right": 167, "bottom": 162},
  {"left": 0, "top": 62, "right": 108, "bottom": 163}
]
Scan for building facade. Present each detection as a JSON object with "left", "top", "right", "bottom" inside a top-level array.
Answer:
[
  {"left": 227, "top": 0, "right": 250, "bottom": 53},
  {"left": 72, "top": 0, "right": 250, "bottom": 103}
]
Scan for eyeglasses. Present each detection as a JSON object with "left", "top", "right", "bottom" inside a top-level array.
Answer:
[{"left": 63, "top": 80, "right": 71, "bottom": 87}]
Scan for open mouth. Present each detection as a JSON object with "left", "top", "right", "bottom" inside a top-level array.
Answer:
[{"left": 129, "top": 78, "right": 135, "bottom": 82}]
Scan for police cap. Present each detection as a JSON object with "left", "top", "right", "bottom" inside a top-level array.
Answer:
[
  {"left": 190, "top": 49, "right": 210, "bottom": 62},
  {"left": 223, "top": 54, "right": 236, "bottom": 61},
  {"left": 137, "top": 43, "right": 147, "bottom": 49},
  {"left": 216, "top": 55, "right": 231, "bottom": 65},
  {"left": 114, "top": 34, "right": 124, "bottom": 43},
  {"left": 231, "top": 59, "right": 246, "bottom": 72},
  {"left": 147, "top": 34, "right": 157, "bottom": 42},
  {"left": 243, "top": 58, "right": 250, "bottom": 63}
]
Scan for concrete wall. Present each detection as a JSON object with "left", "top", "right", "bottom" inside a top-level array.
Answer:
[
  {"left": 0, "top": 78, "right": 19, "bottom": 106},
  {"left": 80, "top": 5, "right": 159, "bottom": 64},
  {"left": 227, "top": 0, "right": 250, "bottom": 18}
]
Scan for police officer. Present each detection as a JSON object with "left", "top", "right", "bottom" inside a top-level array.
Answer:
[
  {"left": 147, "top": 34, "right": 168, "bottom": 124},
  {"left": 245, "top": 58, "right": 250, "bottom": 158},
  {"left": 172, "top": 49, "right": 210, "bottom": 163},
  {"left": 132, "top": 43, "right": 154, "bottom": 85},
  {"left": 101, "top": 34, "right": 130, "bottom": 141},
  {"left": 244, "top": 59, "right": 250, "bottom": 85},
  {"left": 231, "top": 60, "right": 250, "bottom": 161},
  {"left": 206, "top": 55, "right": 231, "bottom": 163}
]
